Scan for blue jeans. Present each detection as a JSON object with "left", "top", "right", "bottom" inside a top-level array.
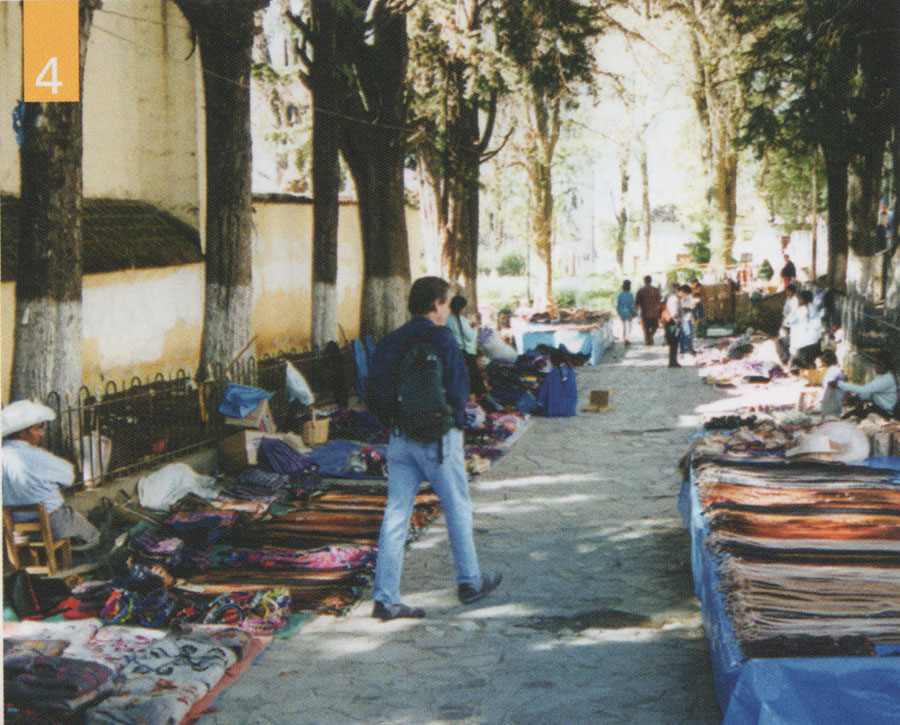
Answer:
[
  {"left": 373, "top": 428, "right": 481, "bottom": 604},
  {"left": 680, "top": 319, "right": 694, "bottom": 353}
]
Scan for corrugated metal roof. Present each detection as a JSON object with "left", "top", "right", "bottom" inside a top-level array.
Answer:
[{"left": 1, "top": 195, "right": 203, "bottom": 281}]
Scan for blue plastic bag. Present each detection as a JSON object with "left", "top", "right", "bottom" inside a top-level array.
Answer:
[
  {"left": 218, "top": 383, "right": 271, "bottom": 418},
  {"left": 537, "top": 364, "right": 577, "bottom": 417}
]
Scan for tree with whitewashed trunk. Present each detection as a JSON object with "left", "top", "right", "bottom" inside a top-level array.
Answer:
[
  {"left": 334, "top": 0, "right": 413, "bottom": 338},
  {"left": 174, "top": 0, "right": 269, "bottom": 378},
  {"left": 285, "top": 0, "right": 342, "bottom": 348},
  {"left": 11, "top": 1, "right": 100, "bottom": 404}
]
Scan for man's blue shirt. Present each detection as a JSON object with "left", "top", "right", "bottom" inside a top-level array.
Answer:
[{"left": 367, "top": 316, "right": 470, "bottom": 428}]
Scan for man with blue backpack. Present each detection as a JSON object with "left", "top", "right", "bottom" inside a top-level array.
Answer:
[{"left": 366, "top": 276, "right": 502, "bottom": 620}]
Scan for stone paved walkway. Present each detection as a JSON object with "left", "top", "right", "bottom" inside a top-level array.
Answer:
[{"left": 203, "top": 340, "right": 726, "bottom": 724}]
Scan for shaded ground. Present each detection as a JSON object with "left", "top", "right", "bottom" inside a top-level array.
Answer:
[{"left": 201, "top": 339, "right": 726, "bottom": 724}]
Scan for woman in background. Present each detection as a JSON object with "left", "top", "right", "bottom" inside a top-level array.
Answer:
[
  {"left": 616, "top": 280, "right": 637, "bottom": 347},
  {"left": 448, "top": 294, "right": 486, "bottom": 396}
]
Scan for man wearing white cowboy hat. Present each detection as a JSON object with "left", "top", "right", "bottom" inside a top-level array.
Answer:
[{"left": 2, "top": 400, "right": 100, "bottom": 551}]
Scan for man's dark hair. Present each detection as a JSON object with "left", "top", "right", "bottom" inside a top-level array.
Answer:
[
  {"left": 799, "top": 289, "right": 813, "bottom": 306},
  {"left": 786, "top": 283, "right": 797, "bottom": 296},
  {"left": 409, "top": 276, "right": 451, "bottom": 315},
  {"left": 450, "top": 294, "right": 467, "bottom": 315},
  {"left": 819, "top": 349, "right": 838, "bottom": 366},
  {"left": 622, "top": 280, "right": 631, "bottom": 292},
  {"left": 643, "top": 275, "right": 652, "bottom": 285}
]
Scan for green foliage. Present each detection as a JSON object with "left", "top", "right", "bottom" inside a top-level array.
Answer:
[
  {"left": 685, "top": 224, "right": 711, "bottom": 265},
  {"left": 758, "top": 259, "right": 773, "bottom": 280},
  {"left": 755, "top": 145, "right": 825, "bottom": 233},
  {"left": 497, "top": 251, "right": 526, "bottom": 276},
  {"left": 555, "top": 286, "right": 577, "bottom": 308}
]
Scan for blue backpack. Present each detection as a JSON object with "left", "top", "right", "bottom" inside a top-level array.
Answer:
[{"left": 537, "top": 364, "right": 577, "bottom": 417}]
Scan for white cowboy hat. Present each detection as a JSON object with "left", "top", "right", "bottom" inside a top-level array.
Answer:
[
  {"left": 1, "top": 400, "right": 56, "bottom": 438},
  {"left": 785, "top": 421, "right": 870, "bottom": 463}
]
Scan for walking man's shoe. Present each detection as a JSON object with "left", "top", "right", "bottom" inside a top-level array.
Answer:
[
  {"left": 458, "top": 571, "right": 503, "bottom": 604},
  {"left": 372, "top": 602, "right": 426, "bottom": 621}
]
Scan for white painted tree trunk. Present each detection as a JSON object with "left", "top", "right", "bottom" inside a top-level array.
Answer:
[
  {"left": 199, "top": 282, "right": 254, "bottom": 378},
  {"left": 311, "top": 281, "right": 338, "bottom": 348},
  {"left": 11, "top": 299, "right": 82, "bottom": 402},
  {"left": 360, "top": 276, "right": 409, "bottom": 339}
]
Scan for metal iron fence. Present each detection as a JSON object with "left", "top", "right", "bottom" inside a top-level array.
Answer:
[
  {"left": 835, "top": 292, "right": 900, "bottom": 364},
  {"left": 39, "top": 343, "right": 356, "bottom": 487}
]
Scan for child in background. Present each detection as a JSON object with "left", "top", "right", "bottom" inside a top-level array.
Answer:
[{"left": 819, "top": 349, "right": 845, "bottom": 417}]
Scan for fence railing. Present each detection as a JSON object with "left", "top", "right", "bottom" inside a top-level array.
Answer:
[
  {"left": 39, "top": 343, "right": 356, "bottom": 487},
  {"left": 835, "top": 292, "right": 900, "bottom": 364}
]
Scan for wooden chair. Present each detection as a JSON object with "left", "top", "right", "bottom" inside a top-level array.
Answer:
[{"left": 2, "top": 504, "right": 72, "bottom": 575}]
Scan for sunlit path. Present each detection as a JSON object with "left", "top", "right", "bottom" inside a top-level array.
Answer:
[{"left": 205, "top": 341, "right": 726, "bottom": 724}]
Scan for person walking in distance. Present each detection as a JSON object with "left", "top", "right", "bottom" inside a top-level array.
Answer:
[
  {"left": 616, "top": 280, "right": 637, "bottom": 347},
  {"left": 662, "top": 281, "right": 683, "bottom": 368},
  {"left": 635, "top": 275, "right": 663, "bottom": 345},
  {"left": 366, "top": 277, "right": 502, "bottom": 620}
]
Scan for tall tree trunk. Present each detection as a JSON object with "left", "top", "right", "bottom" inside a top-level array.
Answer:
[
  {"left": 175, "top": 0, "right": 267, "bottom": 379},
  {"left": 710, "top": 144, "right": 738, "bottom": 263},
  {"left": 308, "top": 0, "right": 340, "bottom": 348},
  {"left": 11, "top": 1, "right": 98, "bottom": 403},
  {"left": 614, "top": 150, "right": 630, "bottom": 275},
  {"left": 530, "top": 158, "right": 553, "bottom": 309},
  {"left": 640, "top": 141, "right": 651, "bottom": 264},
  {"left": 415, "top": 150, "right": 445, "bottom": 276},
  {"left": 341, "top": 133, "right": 411, "bottom": 337},
  {"left": 335, "top": 0, "right": 411, "bottom": 339},
  {"left": 846, "top": 143, "right": 886, "bottom": 297},
  {"left": 810, "top": 147, "right": 818, "bottom": 280},
  {"left": 824, "top": 146, "right": 849, "bottom": 292},
  {"left": 441, "top": 61, "right": 489, "bottom": 308}
]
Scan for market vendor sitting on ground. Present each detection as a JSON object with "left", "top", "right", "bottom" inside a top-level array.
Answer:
[
  {"left": 2, "top": 400, "right": 100, "bottom": 552},
  {"left": 837, "top": 351, "right": 899, "bottom": 420},
  {"left": 366, "top": 276, "right": 502, "bottom": 621}
]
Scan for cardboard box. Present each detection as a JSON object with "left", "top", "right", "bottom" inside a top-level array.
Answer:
[
  {"left": 302, "top": 415, "right": 329, "bottom": 447},
  {"left": 800, "top": 369, "right": 825, "bottom": 386},
  {"left": 220, "top": 430, "right": 267, "bottom": 468},
  {"left": 224, "top": 398, "right": 276, "bottom": 433},
  {"left": 220, "top": 430, "right": 309, "bottom": 469}
]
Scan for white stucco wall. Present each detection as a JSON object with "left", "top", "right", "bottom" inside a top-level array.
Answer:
[{"left": 1, "top": 0, "right": 202, "bottom": 227}]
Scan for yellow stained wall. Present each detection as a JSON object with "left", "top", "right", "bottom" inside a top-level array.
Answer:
[
  {"left": 251, "top": 199, "right": 422, "bottom": 354},
  {"left": 3, "top": 200, "right": 423, "bottom": 400}
]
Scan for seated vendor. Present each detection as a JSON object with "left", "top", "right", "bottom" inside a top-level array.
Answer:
[
  {"left": 837, "top": 351, "right": 898, "bottom": 420},
  {"left": 2, "top": 400, "right": 100, "bottom": 551}
]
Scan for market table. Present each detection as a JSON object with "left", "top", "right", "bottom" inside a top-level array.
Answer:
[
  {"left": 512, "top": 318, "right": 614, "bottom": 364},
  {"left": 678, "top": 460, "right": 900, "bottom": 724}
]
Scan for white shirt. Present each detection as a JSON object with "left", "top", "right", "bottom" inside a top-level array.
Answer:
[
  {"left": 837, "top": 372, "right": 898, "bottom": 414},
  {"left": 2, "top": 439, "right": 75, "bottom": 516},
  {"left": 788, "top": 306, "right": 822, "bottom": 353},
  {"left": 782, "top": 296, "right": 799, "bottom": 328},
  {"left": 665, "top": 291, "right": 681, "bottom": 321}
]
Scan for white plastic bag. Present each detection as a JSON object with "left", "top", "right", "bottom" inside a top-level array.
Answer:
[
  {"left": 137, "top": 463, "right": 218, "bottom": 511},
  {"left": 285, "top": 361, "right": 314, "bottom": 406}
]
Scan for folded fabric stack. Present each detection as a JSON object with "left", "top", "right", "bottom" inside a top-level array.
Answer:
[{"left": 691, "top": 437, "right": 900, "bottom": 658}]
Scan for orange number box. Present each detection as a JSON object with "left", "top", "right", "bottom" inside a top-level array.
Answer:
[{"left": 23, "top": 0, "right": 80, "bottom": 102}]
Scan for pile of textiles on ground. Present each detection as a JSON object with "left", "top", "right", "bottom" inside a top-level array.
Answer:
[
  {"left": 4, "top": 618, "right": 270, "bottom": 724},
  {"left": 693, "top": 337, "right": 790, "bottom": 387},
  {"left": 689, "top": 420, "right": 900, "bottom": 659}
]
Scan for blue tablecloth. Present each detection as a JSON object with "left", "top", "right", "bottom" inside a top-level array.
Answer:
[
  {"left": 680, "top": 461, "right": 900, "bottom": 724},
  {"left": 514, "top": 320, "right": 613, "bottom": 365}
]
